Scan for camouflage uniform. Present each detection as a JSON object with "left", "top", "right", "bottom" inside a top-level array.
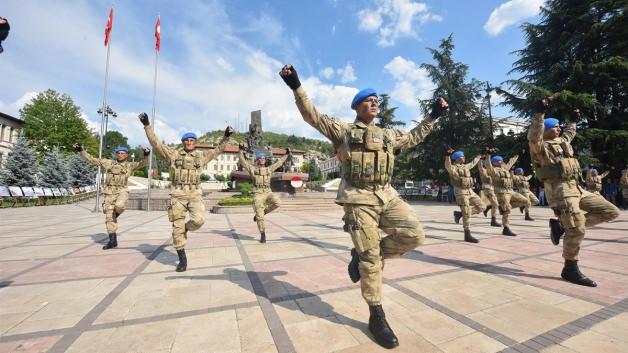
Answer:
[
  {"left": 529, "top": 114, "right": 619, "bottom": 262},
  {"left": 238, "top": 150, "right": 289, "bottom": 234},
  {"left": 486, "top": 155, "right": 531, "bottom": 229},
  {"left": 445, "top": 155, "right": 484, "bottom": 230},
  {"left": 80, "top": 150, "right": 148, "bottom": 234},
  {"left": 585, "top": 169, "right": 609, "bottom": 195},
  {"left": 292, "top": 85, "right": 435, "bottom": 305},
  {"left": 513, "top": 173, "right": 540, "bottom": 211},
  {"left": 144, "top": 126, "right": 229, "bottom": 250},
  {"left": 478, "top": 159, "right": 500, "bottom": 219}
]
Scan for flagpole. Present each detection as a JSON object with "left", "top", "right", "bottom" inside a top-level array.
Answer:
[
  {"left": 147, "top": 15, "right": 160, "bottom": 211},
  {"left": 94, "top": 37, "right": 112, "bottom": 212}
]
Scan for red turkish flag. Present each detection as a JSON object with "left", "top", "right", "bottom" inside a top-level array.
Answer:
[
  {"left": 154, "top": 16, "right": 161, "bottom": 51},
  {"left": 104, "top": 7, "right": 113, "bottom": 46}
]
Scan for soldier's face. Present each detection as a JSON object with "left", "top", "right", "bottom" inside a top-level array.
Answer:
[
  {"left": 494, "top": 160, "right": 503, "bottom": 167},
  {"left": 456, "top": 157, "right": 465, "bottom": 164},
  {"left": 355, "top": 96, "right": 379, "bottom": 124},
  {"left": 183, "top": 138, "right": 197, "bottom": 151},
  {"left": 544, "top": 125, "right": 561, "bottom": 139},
  {"left": 116, "top": 151, "right": 128, "bottom": 161},
  {"left": 257, "top": 157, "right": 266, "bottom": 166}
]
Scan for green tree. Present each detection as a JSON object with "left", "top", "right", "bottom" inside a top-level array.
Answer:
[
  {"left": 21, "top": 89, "right": 98, "bottom": 155},
  {"left": 376, "top": 93, "right": 405, "bottom": 129},
  {"left": 503, "top": 0, "right": 628, "bottom": 170},
  {"left": 102, "top": 130, "right": 129, "bottom": 158},
  {"left": 0, "top": 137, "right": 40, "bottom": 186},
  {"left": 67, "top": 153, "right": 95, "bottom": 186},
  {"left": 396, "top": 35, "right": 490, "bottom": 184},
  {"left": 39, "top": 149, "right": 70, "bottom": 188}
]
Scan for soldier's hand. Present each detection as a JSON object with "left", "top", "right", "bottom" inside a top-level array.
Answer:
[
  {"left": 139, "top": 112, "right": 150, "bottom": 126},
  {"left": 143, "top": 148, "right": 151, "bottom": 156},
  {"left": 72, "top": 143, "right": 83, "bottom": 152},
  {"left": 238, "top": 143, "right": 246, "bottom": 151},
  {"left": 429, "top": 97, "right": 449, "bottom": 119},
  {"left": 224, "top": 126, "right": 235, "bottom": 138},
  {"left": 279, "top": 64, "right": 301, "bottom": 90},
  {"left": 485, "top": 147, "right": 495, "bottom": 155},
  {"left": 444, "top": 145, "right": 454, "bottom": 155},
  {"left": 535, "top": 96, "right": 553, "bottom": 113}
]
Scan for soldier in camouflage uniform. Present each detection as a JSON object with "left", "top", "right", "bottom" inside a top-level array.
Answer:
[
  {"left": 485, "top": 153, "right": 531, "bottom": 236},
  {"left": 528, "top": 100, "right": 619, "bottom": 286},
  {"left": 280, "top": 64, "right": 448, "bottom": 349},
  {"left": 139, "top": 112, "right": 234, "bottom": 272},
  {"left": 478, "top": 155, "right": 502, "bottom": 227},
  {"left": 73, "top": 144, "right": 150, "bottom": 250},
  {"left": 584, "top": 168, "right": 609, "bottom": 195},
  {"left": 238, "top": 145, "right": 290, "bottom": 243},
  {"left": 621, "top": 170, "right": 628, "bottom": 210},
  {"left": 513, "top": 167, "right": 539, "bottom": 221},
  {"left": 445, "top": 149, "right": 483, "bottom": 243}
]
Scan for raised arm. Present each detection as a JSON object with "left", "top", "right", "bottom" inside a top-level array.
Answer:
[
  {"left": 466, "top": 155, "right": 481, "bottom": 170},
  {"left": 238, "top": 149, "right": 254, "bottom": 175},
  {"left": 486, "top": 154, "right": 495, "bottom": 176},
  {"left": 600, "top": 171, "right": 610, "bottom": 179},
  {"left": 506, "top": 155, "right": 519, "bottom": 170},
  {"left": 269, "top": 153, "right": 290, "bottom": 173},
  {"left": 444, "top": 154, "right": 453, "bottom": 175},
  {"left": 130, "top": 148, "right": 151, "bottom": 171},
  {"left": 200, "top": 127, "right": 234, "bottom": 166},
  {"left": 525, "top": 174, "right": 533, "bottom": 181},
  {"left": 140, "top": 113, "right": 176, "bottom": 162},
  {"left": 74, "top": 144, "right": 112, "bottom": 169},
  {"left": 393, "top": 97, "right": 448, "bottom": 151}
]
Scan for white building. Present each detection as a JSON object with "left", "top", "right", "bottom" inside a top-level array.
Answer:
[
  {"left": 0, "top": 112, "right": 24, "bottom": 167},
  {"left": 318, "top": 155, "right": 341, "bottom": 180},
  {"left": 493, "top": 117, "right": 527, "bottom": 137}
]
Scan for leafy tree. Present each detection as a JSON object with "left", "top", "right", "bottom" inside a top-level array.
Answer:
[
  {"left": 0, "top": 137, "right": 40, "bottom": 186},
  {"left": 376, "top": 93, "right": 405, "bottom": 129},
  {"left": 503, "top": 0, "right": 627, "bottom": 170},
  {"left": 102, "top": 130, "right": 129, "bottom": 158},
  {"left": 39, "top": 148, "right": 70, "bottom": 188},
  {"left": 67, "top": 153, "right": 95, "bottom": 186},
  {"left": 396, "top": 35, "right": 490, "bottom": 184},
  {"left": 20, "top": 89, "right": 98, "bottom": 155}
]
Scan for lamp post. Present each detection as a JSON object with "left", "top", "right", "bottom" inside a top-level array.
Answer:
[
  {"left": 485, "top": 81, "right": 495, "bottom": 145},
  {"left": 93, "top": 105, "right": 117, "bottom": 212}
]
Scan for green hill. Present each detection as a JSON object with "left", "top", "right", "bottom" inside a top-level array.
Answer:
[{"left": 198, "top": 130, "right": 333, "bottom": 157}]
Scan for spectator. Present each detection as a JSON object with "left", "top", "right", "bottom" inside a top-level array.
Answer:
[
  {"left": 539, "top": 186, "right": 546, "bottom": 206},
  {"left": 603, "top": 179, "right": 618, "bottom": 205}
]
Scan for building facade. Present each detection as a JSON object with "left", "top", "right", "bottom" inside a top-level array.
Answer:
[
  {"left": 317, "top": 155, "right": 340, "bottom": 180},
  {"left": 0, "top": 112, "right": 24, "bottom": 167},
  {"left": 493, "top": 117, "right": 527, "bottom": 137}
]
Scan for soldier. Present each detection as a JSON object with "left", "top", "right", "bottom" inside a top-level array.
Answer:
[
  {"left": 73, "top": 144, "right": 150, "bottom": 250},
  {"left": 238, "top": 145, "right": 290, "bottom": 243},
  {"left": 528, "top": 100, "right": 619, "bottom": 286},
  {"left": 139, "top": 112, "right": 234, "bottom": 272},
  {"left": 280, "top": 64, "right": 448, "bottom": 349},
  {"left": 485, "top": 153, "right": 531, "bottom": 236},
  {"left": 584, "top": 167, "right": 609, "bottom": 195},
  {"left": 620, "top": 169, "right": 628, "bottom": 210},
  {"left": 513, "top": 167, "right": 539, "bottom": 221},
  {"left": 478, "top": 154, "right": 501, "bottom": 227},
  {"left": 444, "top": 148, "right": 483, "bottom": 243}
]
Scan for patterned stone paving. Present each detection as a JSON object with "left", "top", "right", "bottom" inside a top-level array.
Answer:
[{"left": 0, "top": 199, "right": 626, "bottom": 353}]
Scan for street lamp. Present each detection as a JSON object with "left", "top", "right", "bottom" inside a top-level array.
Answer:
[
  {"left": 93, "top": 105, "right": 117, "bottom": 212},
  {"left": 485, "top": 81, "right": 495, "bottom": 145}
]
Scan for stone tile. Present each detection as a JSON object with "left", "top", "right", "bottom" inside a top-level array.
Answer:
[
  {"left": 561, "top": 329, "right": 628, "bottom": 353},
  {"left": 285, "top": 316, "right": 360, "bottom": 353},
  {"left": 236, "top": 306, "right": 277, "bottom": 353},
  {"left": 588, "top": 312, "right": 628, "bottom": 343},
  {"left": 540, "top": 345, "right": 580, "bottom": 353},
  {"left": 394, "top": 307, "right": 475, "bottom": 345},
  {"left": 0, "top": 312, "right": 33, "bottom": 334},
  {"left": 171, "top": 310, "right": 241, "bottom": 353},
  {"left": 0, "top": 335, "right": 62, "bottom": 353},
  {"left": 437, "top": 332, "right": 506, "bottom": 353}
]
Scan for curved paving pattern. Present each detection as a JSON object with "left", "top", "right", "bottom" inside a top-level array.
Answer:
[{"left": 0, "top": 200, "right": 626, "bottom": 352}]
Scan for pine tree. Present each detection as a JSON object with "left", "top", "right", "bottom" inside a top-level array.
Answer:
[
  {"left": 67, "top": 154, "right": 95, "bottom": 186},
  {"left": 504, "top": 0, "right": 627, "bottom": 169},
  {"left": 376, "top": 94, "right": 405, "bottom": 129},
  {"left": 0, "top": 137, "right": 40, "bottom": 186},
  {"left": 39, "top": 149, "right": 70, "bottom": 188}
]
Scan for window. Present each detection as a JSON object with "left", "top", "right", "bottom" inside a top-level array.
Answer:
[{"left": 213, "top": 164, "right": 218, "bottom": 171}]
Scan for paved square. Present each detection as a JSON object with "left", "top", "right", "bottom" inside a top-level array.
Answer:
[{"left": 1, "top": 200, "right": 626, "bottom": 352}]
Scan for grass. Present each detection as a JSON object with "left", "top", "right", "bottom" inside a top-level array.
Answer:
[{"left": 217, "top": 195, "right": 253, "bottom": 206}]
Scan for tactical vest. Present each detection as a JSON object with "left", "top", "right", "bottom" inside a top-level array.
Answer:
[
  {"left": 534, "top": 139, "right": 581, "bottom": 182},
  {"left": 172, "top": 151, "right": 202, "bottom": 189},
  {"left": 493, "top": 167, "right": 513, "bottom": 191},
  {"left": 106, "top": 161, "right": 129, "bottom": 187},
  {"left": 480, "top": 170, "right": 493, "bottom": 189},
  {"left": 587, "top": 176, "right": 602, "bottom": 192},
  {"left": 451, "top": 165, "right": 474, "bottom": 189},
  {"left": 253, "top": 167, "right": 272, "bottom": 191},
  {"left": 514, "top": 175, "right": 530, "bottom": 191},
  {"left": 341, "top": 125, "right": 394, "bottom": 188}
]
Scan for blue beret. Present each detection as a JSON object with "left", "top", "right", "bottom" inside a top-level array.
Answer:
[
  {"left": 515, "top": 167, "right": 523, "bottom": 174},
  {"left": 351, "top": 88, "right": 378, "bottom": 109},
  {"left": 591, "top": 168, "right": 598, "bottom": 174},
  {"left": 451, "top": 151, "right": 464, "bottom": 161},
  {"left": 181, "top": 132, "right": 197, "bottom": 141},
  {"left": 544, "top": 117, "right": 559, "bottom": 131},
  {"left": 115, "top": 146, "right": 128, "bottom": 153},
  {"left": 255, "top": 152, "right": 267, "bottom": 160},
  {"left": 491, "top": 155, "right": 503, "bottom": 164}
]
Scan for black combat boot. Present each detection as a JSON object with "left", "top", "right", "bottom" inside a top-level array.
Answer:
[
  {"left": 260, "top": 231, "right": 266, "bottom": 243},
  {"left": 176, "top": 249, "right": 187, "bottom": 272},
  {"left": 561, "top": 259, "right": 597, "bottom": 287},
  {"left": 102, "top": 233, "right": 118, "bottom": 250},
  {"left": 549, "top": 219, "right": 564, "bottom": 246},
  {"left": 519, "top": 206, "right": 525, "bottom": 214},
  {"left": 525, "top": 211, "right": 535, "bottom": 221},
  {"left": 483, "top": 205, "right": 491, "bottom": 217},
  {"left": 453, "top": 211, "right": 463, "bottom": 224},
  {"left": 502, "top": 227, "right": 516, "bottom": 236},
  {"left": 490, "top": 217, "right": 501, "bottom": 227},
  {"left": 464, "top": 229, "right": 479, "bottom": 243},
  {"left": 368, "top": 305, "right": 399, "bottom": 349},
  {"left": 348, "top": 248, "right": 360, "bottom": 283}
]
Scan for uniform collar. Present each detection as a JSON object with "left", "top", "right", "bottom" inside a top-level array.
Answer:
[
  {"left": 353, "top": 118, "right": 375, "bottom": 128},
  {"left": 180, "top": 149, "right": 196, "bottom": 155}
]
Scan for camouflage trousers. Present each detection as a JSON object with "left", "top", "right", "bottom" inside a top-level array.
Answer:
[
  {"left": 102, "top": 191, "right": 129, "bottom": 234},
  {"left": 343, "top": 196, "right": 425, "bottom": 305},
  {"left": 496, "top": 192, "right": 530, "bottom": 227},
  {"left": 480, "top": 188, "right": 499, "bottom": 218},
  {"left": 518, "top": 190, "right": 539, "bottom": 211},
  {"left": 168, "top": 191, "right": 205, "bottom": 250},
  {"left": 456, "top": 190, "right": 485, "bottom": 230},
  {"left": 552, "top": 190, "right": 619, "bottom": 260},
  {"left": 253, "top": 191, "right": 281, "bottom": 233}
]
